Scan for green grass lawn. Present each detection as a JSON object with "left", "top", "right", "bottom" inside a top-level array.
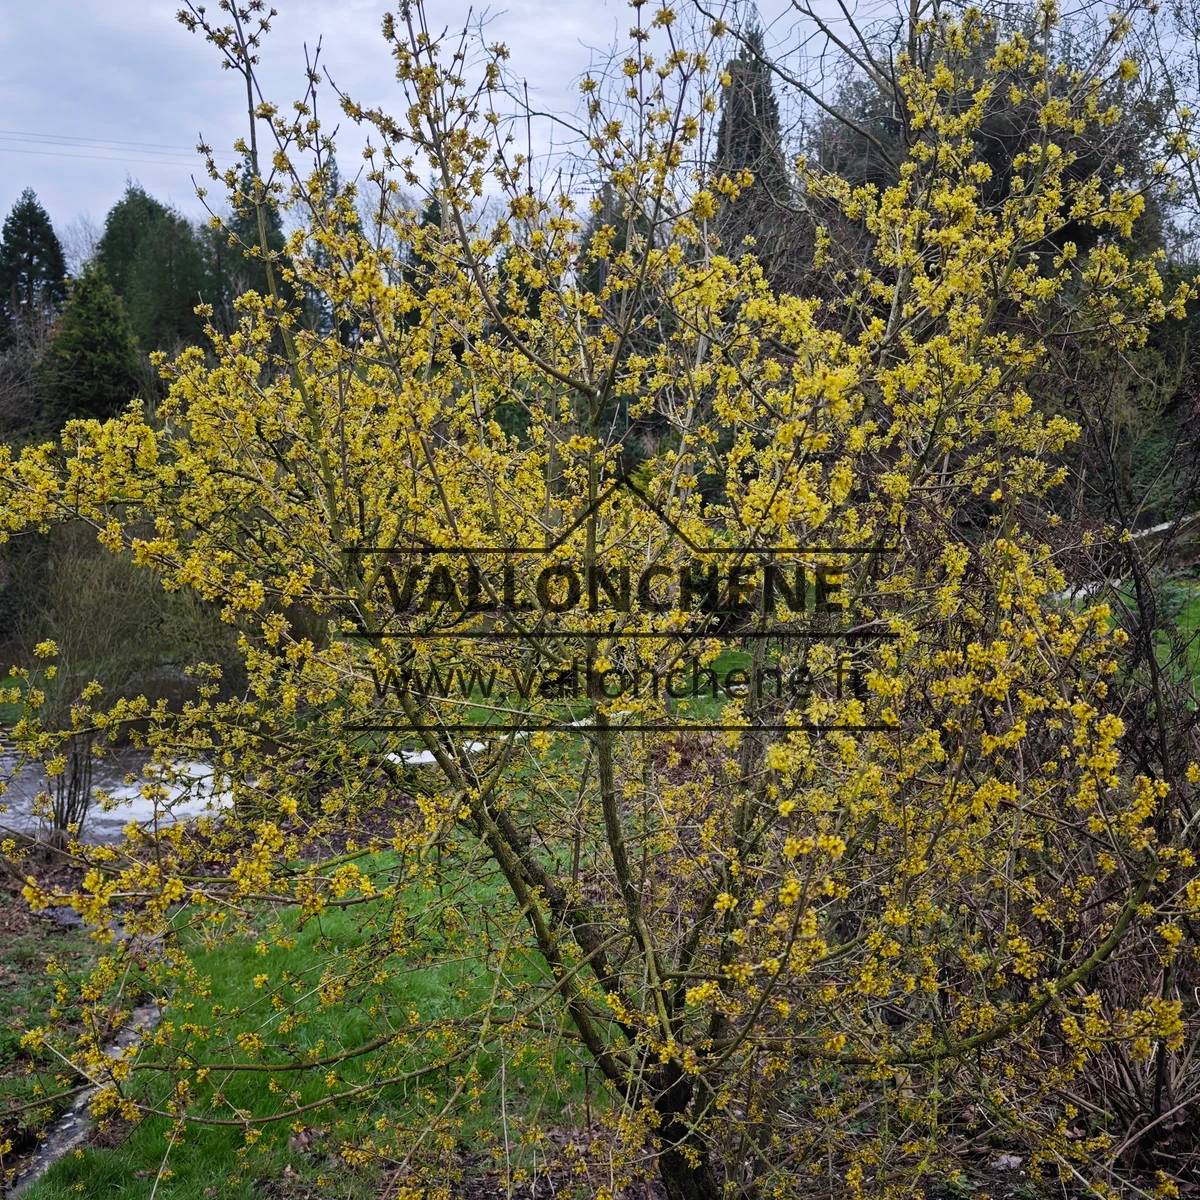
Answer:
[
  {"left": 0, "top": 894, "right": 100, "bottom": 1072},
  {"left": 0, "top": 672, "right": 25, "bottom": 725},
  {"left": 1054, "top": 576, "right": 1200, "bottom": 696},
  {"left": 1170, "top": 586, "right": 1200, "bottom": 683},
  {"left": 0, "top": 885, "right": 103, "bottom": 1186},
  {"left": 15, "top": 863, "right": 592, "bottom": 1200}
]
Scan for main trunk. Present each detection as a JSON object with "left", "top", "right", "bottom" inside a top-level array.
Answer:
[
  {"left": 654, "top": 1066, "right": 720, "bottom": 1200},
  {"left": 658, "top": 1129, "right": 721, "bottom": 1200}
]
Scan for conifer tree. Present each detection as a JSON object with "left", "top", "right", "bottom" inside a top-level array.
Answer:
[
  {"left": 225, "top": 157, "right": 289, "bottom": 302},
  {"left": 39, "top": 263, "right": 140, "bottom": 424},
  {"left": 96, "top": 182, "right": 208, "bottom": 352},
  {"left": 398, "top": 189, "right": 444, "bottom": 331},
  {"left": 125, "top": 211, "right": 208, "bottom": 352},
  {"left": 576, "top": 180, "right": 659, "bottom": 454},
  {"left": 303, "top": 156, "right": 360, "bottom": 342},
  {"left": 577, "top": 181, "right": 653, "bottom": 300},
  {"left": 96, "top": 182, "right": 172, "bottom": 298},
  {"left": 188, "top": 158, "right": 294, "bottom": 340},
  {"left": 710, "top": 28, "right": 796, "bottom": 280},
  {"left": 404, "top": 192, "right": 442, "bottom": 285},
  {"left": 0, "top": 189, "right": 68, "bottom": 338}
]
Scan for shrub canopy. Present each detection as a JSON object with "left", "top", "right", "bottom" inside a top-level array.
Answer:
[{"left": 3, "top": 3, "right": 1200, "bottom": 1197}]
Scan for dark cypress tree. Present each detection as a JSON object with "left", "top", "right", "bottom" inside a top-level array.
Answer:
[
  {"left": 576, "top": 180, "right": 661, "bottom": 459},
  {"left": 403, "top": 193, "right": 442, "bottom": 283},
  {"left": 192, "top": 158, "right": 293, "bottom": 339},
  {"left": 125, "top": 212, "right": 208, "bottom": 352},
  {"left": 577, "top": 181, "right": 652, "bottom": 301},
  {"left": 303, "top": 157, "right": 361, "bottom": 343},
  {"left": 39, "top": 263, "right": 140, "bottom": 424},
  {"left": 418, "top": 192, "right": 442, "bottom": 239},
  {"left": 96, "top": 182, "right": 208, "bottom": 352},
  {"left": 188, "top": 159, "right": 297, "bottom": 347},
  {"left": 96, "top": 182, "right": 172, "bottom": 298},
  {"left": 710, "top": 29, "right": 797, "bottom": 279},
  {"left": 198, "top": 220, "right": 235, "bottom": 337},
  {"left": 712, "top": 30, "right": 789, "bottom": 187},
  {"left": 225, "top": 158, "right": 288, "bottom": 302},
  {"left": 398, "top": 190, "right": 444, "bottom": 331},
  {"left": 495, "top": 244, "right": 544, "bottom": 322},
  {"left": 0, "top": 189, "right": 68, "bottom": 338}
]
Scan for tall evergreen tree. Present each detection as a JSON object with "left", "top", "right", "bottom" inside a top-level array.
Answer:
[
  {"left": 710, "top": 29, "right": 797, "bottom": 279},
  {"left": 303, "top": 157, "right": 361, "bottom": 342},
  {"left": 126, "top": 212, "right": 208, "bottom": 352},
  {"left": 576, "top": 180, "right": 660, "bottom": 456},
  {"left": 225, "top": 158, "right": 288, "bottom": 301},
  {"left": 417, "top": 191, "right": 442, "bottom": 238},
  {"left": 97, "top": 183, "right": 208, "bottom": 352},
  {"left": 404, "top": 192, "right": 442, "bottom": 280},
  {"left": 577, "top": 181, "right": 653, "bottom": 300},
  {"left": 495, "top": 244, "right": 544, "bottom": 322},
  {"left": 39, "top": 263, "right": 140, "bottom": 424},
  {"left": 398, "top": 190, "right": 444, "bottom": 330},
  {"left": 193, "top": 158, "right": 292, "bottom": 338},
  {"left": 96, "top": 182, "right": 172, "bottom": 298},
  {"left": 0, "top": 189, "right": 68, "bottom": 338}
]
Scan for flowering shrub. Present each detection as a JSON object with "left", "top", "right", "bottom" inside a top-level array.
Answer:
[{"left": 3, "top": 2, "right": 1200, "bottom": 1196}]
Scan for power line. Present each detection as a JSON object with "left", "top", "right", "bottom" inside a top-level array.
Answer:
[
  {"left": 0, "top": 142, "right": 231, "bottom": 169},
  {"left": 0, "top": 144, "right": 200, "bottom": 166},
  {"left": 0, "top": 128, "right": 202, "bottom": 155}
]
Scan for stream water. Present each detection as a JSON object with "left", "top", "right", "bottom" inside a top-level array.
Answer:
[{"left": 0, "top": 749, "right": 233, "bottom": 845}]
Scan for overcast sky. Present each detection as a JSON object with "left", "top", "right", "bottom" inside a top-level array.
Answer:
[{"left": 1, "top": 0, "right": 722, "bottom": 244}]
